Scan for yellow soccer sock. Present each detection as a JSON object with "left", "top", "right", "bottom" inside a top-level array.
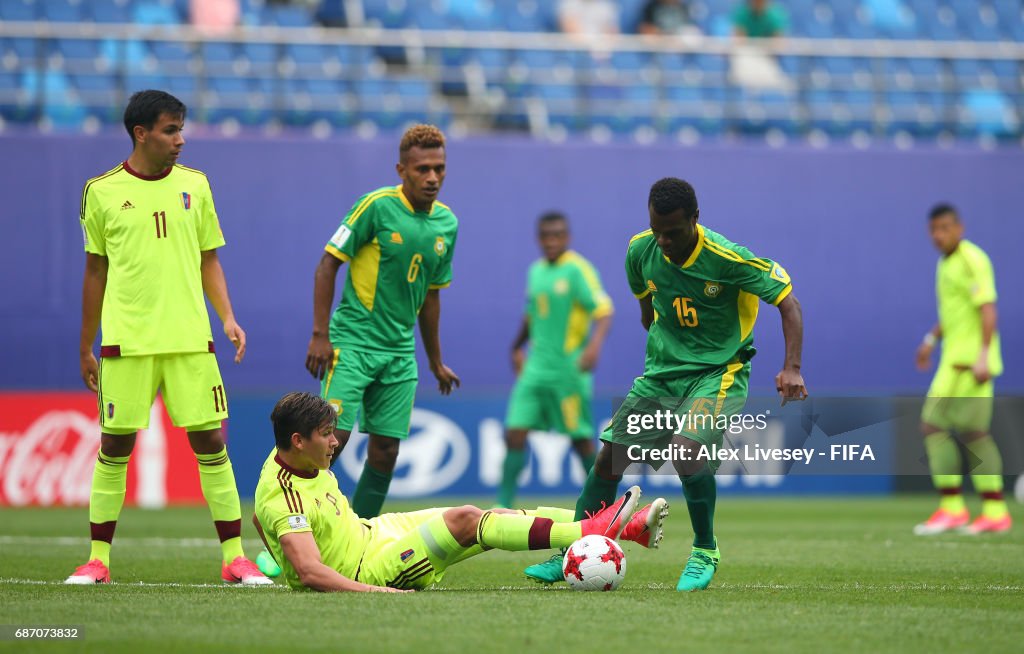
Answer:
[
  {"left": 965, "top": 436, "right": 1008, "bottom": 518},
  {"left": 89, "top": 452, "right": 130, "bottom": 566},
  {"left": 522, "top": 507, "right": 576, "bottom": 523},
  {"left": 196, "top": 448, "right": 244, "bottom": 562},
  {"left": 476, "top": 512, "right": 582, "bottom": 551},
  {"left": 924, "top": 432, "right": 964, "bottom": 512}
]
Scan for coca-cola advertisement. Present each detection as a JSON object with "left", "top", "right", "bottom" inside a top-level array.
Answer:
[{"left": 0, "top": 393, "right": 204, "bottom": 507}]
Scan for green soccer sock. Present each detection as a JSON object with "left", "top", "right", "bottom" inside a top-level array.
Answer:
[
  {"left": 89, "top": 452, "right": 131, "bottom": 566},
  {"left": 497, "top": 448, "right": 528, "bottom": 508},
  {"left": 574, "top": 469, "right": 619, "bottom": 521},
  {"left": 477, "top": 512, "right": 582, "bottom": 551},
  {"left": 924, "top": 432, "right": 965, "bottom": 513},
  {"left": 352, "top": 463, "right": 392, "bottom": 519},
  {"left": 681, "top": 471, "right": 717, "bottom": 550},
  {"left": 522, "top": 506, "right": 576, "bottom": 523},
  {"left": 196, "top": 448, "right": 244, "bottom": 563},
  {"left": 965, "top": 435, "right": 1008, "bottom": 518}
]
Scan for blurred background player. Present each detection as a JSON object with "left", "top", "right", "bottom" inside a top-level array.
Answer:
[
  {"left": 305, "top": 125, "right": 461, "bottom": 519},
  {"left": 496, "top": 212, "right": 613, "bottom": 509},
  {"left": 524, "top": 177, "right": 807, "bottom": 591},
  {"left": 255, "top": 392, "right": 664, "bottom": 592},
  {"left": 914, "top": 204, "right": 1010, "bottom": 535},
  {"left": 67, "top": 90, "right": 269, "bottom": 586}
]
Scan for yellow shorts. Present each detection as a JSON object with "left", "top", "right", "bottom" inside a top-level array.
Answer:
[
  {"left": 921, "top": 364, "right": 993, "bottom": 433},
  {"left": 97, "top": 352, "right": 227, "bottom": 434},
  {"left": 357, "top": 508, "right": 463, "bottom": 590}
]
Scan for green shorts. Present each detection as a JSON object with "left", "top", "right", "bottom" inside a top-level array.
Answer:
[
  {"left": 321, "top": 348, "right": 417, "bottom": 439},
  {"left": 97, "top": 352, "right": 227, "bottom": 434},
  {"left": 921, "top": 364, "right": 994, "bottom": 433},
  {"left": 505, "top": 373, "right": 594, "bottom": 439},
  {"left": 357, "top": 508, "right": 462, "bottom": 590},
  {"left": 601, "top": 361, "right": 750, "bottom": 469}
]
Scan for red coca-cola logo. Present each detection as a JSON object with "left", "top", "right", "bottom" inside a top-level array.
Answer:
[{"left": 0, "top": 410, "right": 100, "bottom": 506}]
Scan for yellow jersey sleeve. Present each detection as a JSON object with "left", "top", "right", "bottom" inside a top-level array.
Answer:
[
  {"left": 259, "top": 483, "right": 314, "bottom": 539},
  {"left": 326, "top": 189, "right": 385, "bottom": 262},
  {"left": 80, "top": 181, "right": 106, "bottom": 256},
  {"left": 571, "top": 257, "right": 613, "bottom": 318},
  {"left": 196, "top": 176, "right": 226, "bottom": 251},
  {"left": 962, "top": 245, "right": 997, "bottom": 307}
]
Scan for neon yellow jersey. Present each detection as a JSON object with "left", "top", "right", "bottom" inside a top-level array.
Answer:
[
  {"left": 935, "top": 239, "right": 1002, "bottom": 376},
  {"left": 521, "top": 251, "right": 613, "bottom": 382},
  {"left": 324, "top": 186, "right": 459, "bottom": 354},
  {"left": 254, "top": 450, "right": 370, "bottom": 590},
  {"left": 627, "top": 225, "right": 792, "bottom": 378},
  {"left": 80, "top": 162, "right": 224, "bottom": 356}
]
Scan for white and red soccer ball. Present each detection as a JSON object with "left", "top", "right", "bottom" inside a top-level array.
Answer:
[{"left": 562, "top": 535, "right": 627, "bottom": 591}]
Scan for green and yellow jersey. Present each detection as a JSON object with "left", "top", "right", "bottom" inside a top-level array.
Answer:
[
  {"left": 627, "top": 225, "right": 792, "bottom": 379},
  {"left": 324, "top": 186, "right": 458, "bottom": 355},
  {"left": 254, "top": 450, "right": 370, "bottom": 591},
  {"left": 521, "top": 251, "right": 613, "bottom": 383},
  {"left": 935, "top": 239, "right": 1002, "bottom": 375},
  {"left": 80, "top": 162, "right": 224, "bottom": 356}
]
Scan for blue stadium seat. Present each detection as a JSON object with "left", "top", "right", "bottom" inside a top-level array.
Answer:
[
  {"left": 960, "top": 88, "right": 1017, "bottom": 138},
  {"left": 262, "top": 5, "right": 313, "bottom": 27},
  {"left": 90, "top": 0, "right": 131, "bottom": 23},
  {"left": 0, "top": 0, "right": 36, "bottom": 22},
  {"left": 133, "top": 1, "right": 181, "bottom": 25},
  {"left": 41, "top": 0, "right": 82, "bottom": 22},
  {"left": 22, "top": 69, "right": 86, "bottom": 129},
  {"left": 0, "top": 69, "right": 33, "bottom": 122},
  {"left": 495, "top": 0, "right": 546, "bottom": 32}
]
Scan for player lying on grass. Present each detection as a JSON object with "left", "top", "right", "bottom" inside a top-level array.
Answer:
[{"left": 254, "top": 392, "right": 669, "bottom": 591}]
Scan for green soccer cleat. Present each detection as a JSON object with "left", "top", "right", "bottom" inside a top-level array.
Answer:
[
  {"left": 524, "top": 550, "right": 566, "bottom": 585},
  {"left": 676, "top": 544, "right": 720, "bottom": 592},
  {"left": 256, "top": 549, "right": 282, "bottom": 578}
]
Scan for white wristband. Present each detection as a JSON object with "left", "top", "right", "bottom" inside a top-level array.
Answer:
[{"left": 922, "top": 333, "right": 937, "bottom": 347}]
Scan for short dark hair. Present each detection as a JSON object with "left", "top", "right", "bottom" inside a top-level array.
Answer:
[
  {"left": 123, "top": 90, "right": 186, "bottom": 145},
  {"left": 649, "top": 178, "right": 698, "bottom": 219},
  {"left": 399, "top": 124, "right": 445, "bottom": 160},
  {"left": 270, "top": 392, "right": 337, "bottom": 451},
  {"left": 537, "top": 211, "right": 568, "bottom": 230},
  {"left": 928, "top": 203, "right": 959, "bottom": 222}
]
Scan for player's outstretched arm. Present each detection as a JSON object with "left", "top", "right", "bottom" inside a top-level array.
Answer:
[
  {"left": 201, "top": 249, "right": 246, "bottom": 363},
  {"left": 510, "top": 316, "right": 529, "bottom": 374},
  {"left": 418, "top": 289, "right": 461, "bottom": 395},
  {"left": 279, "top": 532, "right": 410, "bottom": 593},
  {"left": 639, "top": 295, "right": 655, "bottom": 332},
  {"left": 775, "top": 293, "right": 808, "bottom": 405},
  {"left": 79, "top": 253, "right": 108, "bottom": 392},
  {"left": 307, "top": 252, "right": 343, "bottom": 379}
]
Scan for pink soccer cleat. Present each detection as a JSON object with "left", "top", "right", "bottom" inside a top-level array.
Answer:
[
  {"left": 580, "top": 485, "right": 641, "bottom": 540},
  {"left": 64, "top": 559, "right": 111, "bottom": 584},
  {"left": 222, "top": 556, "right": 274, "bottom": 585},
  {"left": 960, "top": 514, "right": 1012, "bottom": 535},
  {"left": 620, "top": 498, "right": 670, "bottom": 548},
  {"left": 913, "top": 508, "right": 970, "bottom": 535}
]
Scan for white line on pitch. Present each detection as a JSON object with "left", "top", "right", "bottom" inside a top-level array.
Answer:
[
  {"left": 0, "top": 535, "right": 264, "bottom": 548},
  {"left": 0, "top": 577, "right": 287, "bottom": 589}
]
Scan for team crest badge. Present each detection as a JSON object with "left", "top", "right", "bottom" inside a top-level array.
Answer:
[
  {"left": 180, "top": 192, "right": 191, "bottom": 210},
  {"left": 107, "top": 402, "right": 115, "bottom": 419},
  {"left": 704, "top": 281, "right": 722, "bottom": 298},
  {"left": 770, "top": 263, "right": 791, "bottom": 284},
  {"left": 391, "top": 232, "right": 403, "bottom": 244},
  {"left": 400, "top": 549, "right": 415, "bottom": 562},
  {"left": 434, "top": 236, "right": 445, "bottom": 255},
  {"left": 554, "top": 279, "right": 569, "bottom": 295}
]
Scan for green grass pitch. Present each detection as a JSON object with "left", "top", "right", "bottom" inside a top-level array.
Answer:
[{"left": 1, "top": 496, "right": 1021, "bottom": 653}]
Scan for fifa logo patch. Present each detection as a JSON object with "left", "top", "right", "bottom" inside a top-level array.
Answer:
[
  {"left": 107, "top": 402, "right": 115, "bottom": 419},
  {"left": 770, "top": 263, "right": 790, "bottom": 284},
  {"left": 400, "top": 549, "right": 415, "bottom": 562},
  {"left": 329, "top": 399, "right": 342, "bottom": 415},
  {"left": 704, "top": 281, "right": 722, "bottom": 298},
  {"left": 434, "top": 236, "right": 445, "bottom": 256},
  {"left": 180, "top": 192, "right": 191, "bottom": 210}
]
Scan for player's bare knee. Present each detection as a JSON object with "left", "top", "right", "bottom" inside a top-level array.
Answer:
[
  {"left": 572, "top": 439, "right": 594, "bottom": 457},
  {"left": 187, "top": 428, "right": 226, "bottom": 454},
  {"left": 444, "top": 505, "right": 482, "bottom": 545},
  {"left": 505, "top": 429, "right": 528, "bottom": 450},
  {"left": 100, "top": 433, "right": 136, "bottom": 457},
  {"left": 594, "top": 446, "right": 622, "bottom": 481}
]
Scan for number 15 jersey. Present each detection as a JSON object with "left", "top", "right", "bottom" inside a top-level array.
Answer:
[
  {"left": 80, "top": 162, "right": 224, "bottom": 356},
  {"left": 627, "top": 225, "right": 792, "bottom": 379}
]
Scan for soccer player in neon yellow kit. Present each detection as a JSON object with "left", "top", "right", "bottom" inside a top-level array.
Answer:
[
  {"left": 525, "top": 177, "right": 807, "bottom": 590},
  {"left": 67, "top": 90, "right": 269, "bottom": 585},
  {"left": 304, "top": 125, "right": 461, "bottom": 522},
  {"left": 914, "top": 204, "right": 1011, "bottom": 535},
  {"left": 255, "top": 392, "right": 667, "bottom": 592},
  {"left": 497, "top": 212, "right": 613, "bottom": 509}
]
